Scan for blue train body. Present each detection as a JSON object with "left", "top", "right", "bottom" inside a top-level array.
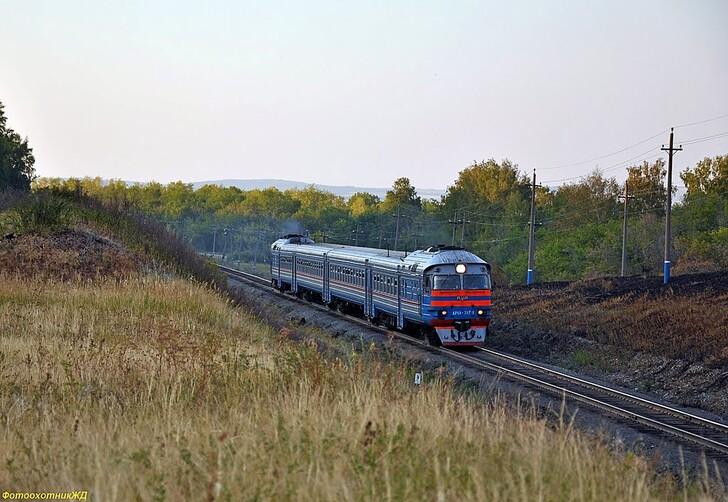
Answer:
[{"left": 270, "top": 235, "right": 492, "bottom": 347}]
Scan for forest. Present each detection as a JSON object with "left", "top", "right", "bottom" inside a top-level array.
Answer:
[{"left": 32, "top": 154, "right": 727, "bottom": 285}]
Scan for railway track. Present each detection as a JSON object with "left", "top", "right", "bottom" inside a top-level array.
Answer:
[{"left": 219, "top": 264, "right": 728, "bottom": 458}]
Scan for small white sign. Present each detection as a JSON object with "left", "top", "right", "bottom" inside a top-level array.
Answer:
[{"left": 414, "top": 372, "right": 422, "bottom": 386}]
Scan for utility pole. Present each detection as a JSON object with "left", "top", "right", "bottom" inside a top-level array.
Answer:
[
  {"left": 527, "top": 169, "right": 536, "bottom": 285},
  {"left": 449, "top": 211, "right": 461, "bottom": 246},
  {"left": 222, "top": 227, "right": 229, "bottom": 260},
  {"left": 460, "top": 213, "right": 470, "bottom": 248},
  {"left": 661, "top": 128, "right": 682, "bottom": 284},
  {"left": 212, "top": 226, "right": 217, "bottom": 256},
  {"left": 393, "top": 206, "right": 401, "bottom": 250},
  {"left": 619, "top": 181, "right": 634, "bottom": 277},
  {"left": 351, "top": 224, "right": 364, "bottom": 246}
]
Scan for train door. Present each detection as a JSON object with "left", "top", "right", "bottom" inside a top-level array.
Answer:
[
  {"left": 291, "top": 254, "right": 298, "bottom": 293},
  {"left": 416, "top": 276, "right": 423, "bottom": 315},
  {"left": 270, "top": 251, "right": 278, "bottom": 284},
  {"left": 275, "top": 253, "right": 280, "bottom": 284},
  {"left": 397, "top": 272, "right": 404, "bottom": 329},
  {"left": 323, "top": 253, "right": 330, "bottom": 303},
  {"left": 364, "top": 260, "right": 372, "bottom": 317}
]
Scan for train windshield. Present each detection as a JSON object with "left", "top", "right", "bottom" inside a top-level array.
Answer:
[
  {"left": 463, "top": 274, "right": 490, "bottom": 290},
  {"left": 433, "top": 275, "right": 460, "bottom": 290}
]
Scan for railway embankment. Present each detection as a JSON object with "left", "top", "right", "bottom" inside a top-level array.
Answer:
[{"left": 490, "top": 273, "right": 728, "bottom": 419}]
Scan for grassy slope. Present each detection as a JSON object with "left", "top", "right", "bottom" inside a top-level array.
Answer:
[{"left": 0, "top": 273, "right": 719, "bottom": 501}]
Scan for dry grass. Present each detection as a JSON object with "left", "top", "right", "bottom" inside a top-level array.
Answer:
[
  {"left": 0, "top": 229, "right": 142, "bottom": 281},
  {"left": 0, "top": 274, "right": 721, "bottom": 500}
]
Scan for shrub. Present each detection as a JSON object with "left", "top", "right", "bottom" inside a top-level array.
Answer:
[{"left": 2, "top": 190, "right": 75, "bottom": 234}]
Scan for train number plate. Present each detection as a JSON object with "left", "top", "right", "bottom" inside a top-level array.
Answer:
[{"left": 450, "top": 309, "right": 474, "bottom": 317}]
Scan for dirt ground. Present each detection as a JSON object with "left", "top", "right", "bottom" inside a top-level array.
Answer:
[
  {"left": 490, "top": 272, "right": 728, "bottom": 420},
  {"left": 0, "top": 227, "right": 142, "bottom": 280}
]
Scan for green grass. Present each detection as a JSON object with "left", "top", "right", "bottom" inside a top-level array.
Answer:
[{"left": 1, "top": 190, "right": 75, "bottom": 234}]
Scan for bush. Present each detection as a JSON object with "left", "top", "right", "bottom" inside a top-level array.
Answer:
[{"left": 1, "top": 190, "right": 75, "bottom": 235}]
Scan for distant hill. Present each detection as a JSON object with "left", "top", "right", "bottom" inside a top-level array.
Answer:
[{"left": 191, "top": 179, "right": 446, "bottom": 201}]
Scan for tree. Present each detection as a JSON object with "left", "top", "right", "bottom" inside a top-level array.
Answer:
[
  {"left": 442, "top": 159, "right": 530, "bottom": 273},
  {"left": 160, "top": 181, "right": 196, "bottom": 219},
  {"left": 626, "top": 159, "right": 668, "bottom": 213},
  {"left": 195, "top": 184, "right": 245, "bottom": 215},
  {"left": 0, "top": 100, "right": 35, "bottom": 191},
  {"left": 444, "top": 159, "right": 529, "bottom": 208},
  {"left": 681, "top": 154, "right": 728, "bottom": 198},
  {"left": 347, "top": 192, "right": 380, "bottom": 219},
  {"left": 240, "top": 188, "right": 299, "bottom": 220},
  {"left": 674, "top": 154, "right": 728, "bottom": 271},
  {"left": 381, "top": 177, "right": 421, "bottom": 213},
  {"left": 289, "top": 185, "right": 348, "bottom": 230},
  {"left": 550, "top": 169, "right": 620, "bottom": 228}
]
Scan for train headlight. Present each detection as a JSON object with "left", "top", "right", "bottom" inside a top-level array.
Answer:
[
  {"left": 439, "top": 310, "right": 448, "bottom": 317},
  {"left": 455, "top": 263, "right": 467, "bottom": 274},
  {"left": 477, "top": 309, "right": 485, "bottom": 316}
]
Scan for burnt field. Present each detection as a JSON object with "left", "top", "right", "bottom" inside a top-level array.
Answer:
[
  {"left": 490, "top": 271, "right": 728, "bottom": 417},
  {"left": 494, "top": 271, "right": 728, "bottom": 367}
]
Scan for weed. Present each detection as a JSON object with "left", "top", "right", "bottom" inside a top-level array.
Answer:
[
  {"left": 572, "top": 348, "right": 595, "bottom": 367},
  {"left": 1, "top": 190, "right": 75, "bottom": 234}
]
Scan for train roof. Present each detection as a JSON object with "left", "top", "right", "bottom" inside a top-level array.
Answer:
[{"left": 272, "top": 235, "right": 489, "bottom": 274}]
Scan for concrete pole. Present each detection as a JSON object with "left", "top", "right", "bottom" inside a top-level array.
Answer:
[
  {"left": 527, "top": 169, "right": 536, "bottom": 285},
  {"left": 621, "top": 181, "right": 629, "bottom": 277}
]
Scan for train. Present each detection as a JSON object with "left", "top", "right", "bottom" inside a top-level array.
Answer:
[{"left": 270, "top": 234, "right": 492, "bottom": 347}]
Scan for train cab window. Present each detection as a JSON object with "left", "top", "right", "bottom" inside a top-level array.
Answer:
[
  {"left": 433, "top": 275, "right": 460, "bottom": 290},
  {"left": 463, "top": 274, "right": 491, "bottom": 290}
]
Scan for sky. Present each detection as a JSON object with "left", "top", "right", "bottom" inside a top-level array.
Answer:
[{"left": 2, "top": 0, "right": 728, "bottom": 191}]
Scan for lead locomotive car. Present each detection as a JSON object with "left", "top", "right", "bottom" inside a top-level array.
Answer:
[{"left": 270, "top": 235, "right": 492, "bottom": 347}]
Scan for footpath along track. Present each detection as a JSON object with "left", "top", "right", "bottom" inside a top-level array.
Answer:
[{"left": 219, "top": 265, "right": 728, "bottom": 458}]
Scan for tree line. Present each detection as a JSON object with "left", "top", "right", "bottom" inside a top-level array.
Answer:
[
  {"left": 32, "top": 155, "right": 727, "bottom": 284},
  {"left": 2, "top": 98, "right": 725, "bottom": 283}
]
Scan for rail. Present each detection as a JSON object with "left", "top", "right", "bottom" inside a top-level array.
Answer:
[{"left": 218, "top": 264, "right": 728, "bottom": 457}]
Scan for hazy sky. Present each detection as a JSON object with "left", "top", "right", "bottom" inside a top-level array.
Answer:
[{"left": 2, "top": 0, "right": 727, "bottom": 190}]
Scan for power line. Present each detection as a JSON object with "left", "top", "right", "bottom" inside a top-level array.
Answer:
[
  {"left": 535, "top": 129, "right": 668, "bottom": 171},
  {"left": 541, "top": 149, "right": 662, "bottom": 184},
  {"left": 531, "top": 113, "right": 727, "bottom": 180},
  {"left": 679, "top": 130, "right": 728, "bottom": 145},
  {"left": 674, "top": 113, "right": 728, "bottom": 129}
]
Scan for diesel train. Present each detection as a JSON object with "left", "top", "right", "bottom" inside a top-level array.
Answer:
[{"left": 270, "top": 234, "right": 492, "bottom": 347}]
